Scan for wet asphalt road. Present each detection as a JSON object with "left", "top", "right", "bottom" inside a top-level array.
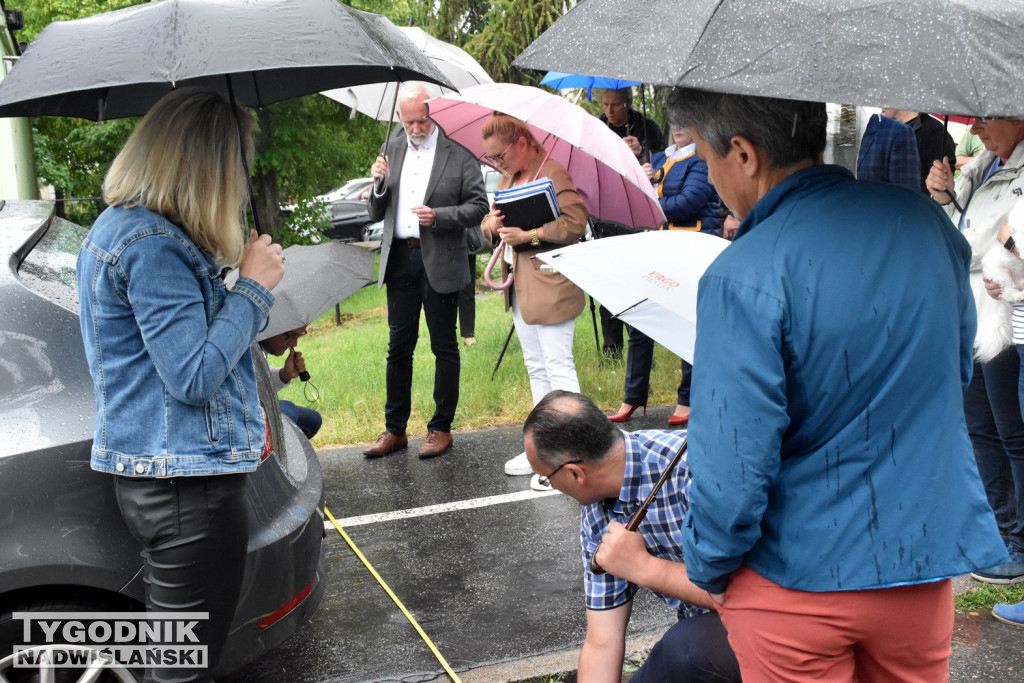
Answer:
[{"left": 226, "top": 406, "right": 1024, "bottom": 682}]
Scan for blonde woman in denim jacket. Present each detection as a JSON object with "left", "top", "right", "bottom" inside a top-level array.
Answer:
[{"left": 77, "top": 88, "right": 284, "bottom": 682}]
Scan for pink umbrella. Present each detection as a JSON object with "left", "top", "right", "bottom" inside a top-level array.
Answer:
[{"left": 427, "top": 83, "right": 665, "bottom": 231}]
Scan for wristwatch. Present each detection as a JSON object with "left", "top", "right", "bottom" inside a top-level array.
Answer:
[
  {"left": 530, "top": 228, "right": 541, "bottom": 247},
  {"left": 1005, "top": 236, "right": 1016, "bottom": 253}
]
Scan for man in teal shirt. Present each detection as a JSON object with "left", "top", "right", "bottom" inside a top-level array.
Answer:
[{"left": 673, "top": 87, "right": 1006, "bottom": 681}]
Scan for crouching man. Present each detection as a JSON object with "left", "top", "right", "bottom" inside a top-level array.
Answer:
[{"left": 523, "top": 391, "right": 740, "bottom": 682}]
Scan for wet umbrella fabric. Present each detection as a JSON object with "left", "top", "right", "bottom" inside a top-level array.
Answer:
[
  {"left": 225, "top": 242, "right": 374, "bottom": 342},
  {"left": 537, "top": 231, "right": 729, "bottom": 364},
  {"left": 0, "top": 0, "right": 453, "bottom": 121},
  {"left": 322, "top": 26, "right": 492, "bottom": 122},
  {"left": 514, "top": 0, "right": 1024, "bottom": 119},
  {"left": 427, "top": 83, "right": 665, "bottom": 231},
  {"left": 539, "top": 71, "right": 640, "bottom": 102}
]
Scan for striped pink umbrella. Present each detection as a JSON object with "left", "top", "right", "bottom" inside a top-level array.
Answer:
[{"left": 427, "top": 83, "right": 665, "bottom": 231}]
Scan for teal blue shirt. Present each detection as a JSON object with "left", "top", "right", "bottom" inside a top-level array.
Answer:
[{"left": 683, "top": 165, "right": 1006, "bottom": 593}]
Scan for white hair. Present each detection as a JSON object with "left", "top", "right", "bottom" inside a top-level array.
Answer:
[{"left": 396, "top": 82, "right": 441, "bottom": 109}]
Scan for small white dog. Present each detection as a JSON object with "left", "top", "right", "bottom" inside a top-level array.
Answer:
[{"left": 982, "top": 198, "right": 1024, "bottom": 303}]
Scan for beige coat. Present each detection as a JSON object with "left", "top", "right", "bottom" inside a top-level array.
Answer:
[{"left": 482, "top": 160, "right": 589, "bottom": 325}]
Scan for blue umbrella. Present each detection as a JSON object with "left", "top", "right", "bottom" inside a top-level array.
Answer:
[{"left": 540, "top": 71, "right": 640, "bottom": 102}]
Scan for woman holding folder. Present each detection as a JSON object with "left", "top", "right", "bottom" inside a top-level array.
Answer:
[{"left": 480, "top": 113, "right": 589, "bottom": 490}]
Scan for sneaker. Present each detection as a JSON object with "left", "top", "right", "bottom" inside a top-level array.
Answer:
[
  {"left": 504, "top": 451, "right": 533, "bottom": 476},
  {"left": 993, "top": 600, "right": 1024, "bottom": 628},
  {"left": 530, "top": 474, "right": 553, "bottom": 492},
  {"left": 970, "top": 550, "right": 1024, "bottom": 584}
]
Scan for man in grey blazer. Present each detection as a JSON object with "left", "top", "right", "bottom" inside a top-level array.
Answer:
[{"left": 363, "top": 83, "right": 488, "bottom": 459}]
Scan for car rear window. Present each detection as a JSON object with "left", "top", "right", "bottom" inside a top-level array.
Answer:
[{"left": 18, "top": 217, "right": 89, "bottom": 314}]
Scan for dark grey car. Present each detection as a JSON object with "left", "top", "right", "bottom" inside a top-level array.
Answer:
[{"left": 0, "top": 201, "right": 326, "bottom": 681}]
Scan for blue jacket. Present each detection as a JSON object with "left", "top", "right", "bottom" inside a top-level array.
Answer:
[
  {"left": 683, "top": 165, "right": 1006, "bottom": 594},
  {"left": 78, "top": 206, "right": 273, "bottom": 477},
  {"left": 651, "top": 148, "right": 721, "bottom": 235},
  {"left": 857, "top": 114, "right": 920, "bottom": 192}
]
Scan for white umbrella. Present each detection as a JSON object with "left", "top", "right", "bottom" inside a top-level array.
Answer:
[
  {"left": 321, "top": 26, "right": 492, "bottom": 122},
  {"left": 537, "top": 231, "right": 729, "bottom": 363}
]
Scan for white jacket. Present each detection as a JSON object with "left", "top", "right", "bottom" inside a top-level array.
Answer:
[{"left": 947, "top": 140, "right": 1024, "bottom": 361}]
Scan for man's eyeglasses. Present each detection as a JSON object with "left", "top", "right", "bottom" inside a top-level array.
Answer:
[
  {"left": 536, "top": 459, "right": 583, "bottom": 488},
  {"left": 484, "top": 140, "right": 515, "bottom": 164},
  {"left": 283, "top": 330, "right": 307, "bottom": 340}
]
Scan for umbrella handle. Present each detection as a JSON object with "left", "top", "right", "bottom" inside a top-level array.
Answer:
[{"left": 483, "top": 246, "right": 514, "bottom": 290}]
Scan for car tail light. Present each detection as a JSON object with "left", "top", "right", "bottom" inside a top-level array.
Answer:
[{"left": 257, "top": 581, "right": 313, "bottom": 630}]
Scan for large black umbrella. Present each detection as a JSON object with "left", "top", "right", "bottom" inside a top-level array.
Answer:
[
  {"left": 0, "top": 0, "right": 454, "bottom": 121},
  {"left": 514, "top": 0, "right": 1024, "bottom": 118}
]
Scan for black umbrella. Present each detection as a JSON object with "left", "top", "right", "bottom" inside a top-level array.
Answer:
[
  {"left": 0, "top": 0, "right": 454, "bottom": 121},
  {"left": 514, "top": 0, "right": 1024, "bottom": 119},
  {"left": 224, "top": 241, "right": 374, "bottom": 341}
]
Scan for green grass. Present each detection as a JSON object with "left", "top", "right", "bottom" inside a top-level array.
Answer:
[
  {"left": 954, "top": 583, "right": 1024, "bottom": 613},
  {"left": 271, "top": 256, "right": 684, "bottom": 446}
]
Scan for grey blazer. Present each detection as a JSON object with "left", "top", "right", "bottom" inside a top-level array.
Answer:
[{"left": 367, "top": 129, "right": 489, "bottom": 294}]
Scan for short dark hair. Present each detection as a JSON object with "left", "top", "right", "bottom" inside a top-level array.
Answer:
[
  {"left": 667, "top": 87, "right": 826, "bottom": 168},
  {"left": 523, "top": 391, "right": 619, "bottom": 468},
  {"left": 602, "top": 87, "right": 633, "bottom": 106}
]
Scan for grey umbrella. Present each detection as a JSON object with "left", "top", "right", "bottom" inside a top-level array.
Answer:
[
  {"left": 514, "top": 0, "right": 1024, "bottom": 118},
  {"left": 225, "top": 241, "right": 374, "bottom": 341},
  {"left": 0, "top": 0, "right": 453, "bottom": 121}
]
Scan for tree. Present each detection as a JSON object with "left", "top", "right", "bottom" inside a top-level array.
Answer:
[{"left": 462, "top": 0, "right": 564, "bottom": 84}]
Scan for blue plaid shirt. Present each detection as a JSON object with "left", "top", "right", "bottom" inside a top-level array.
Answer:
[
  {"left": 581, "top": 429, "right": 707, "bottom": 619},
  {"left": 856, "top": 114, "right": 920, "bottom": 193}
]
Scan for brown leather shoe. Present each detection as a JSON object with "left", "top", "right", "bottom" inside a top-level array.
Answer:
[
  {"left": 418, "top": 430, "right": 453, "bottom": 459},
  {"left": 363, "top": 431, "right": 408, "bottom": 458}
]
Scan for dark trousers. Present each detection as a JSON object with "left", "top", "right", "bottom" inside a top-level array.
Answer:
[
  {"left": 599, "top": 304, "right": 624, "bottom": 354},
  {"left": 458, "top": 253, "right": 476, "bottom": 339},
  {"left": 630, "top": 611, "right": 741, "bottom": 683},
  {"left": 280, "top": 399, "right": 322, "bottom": 439},
  {"left": 623, "top": 324, "right": 692, "bottom": 407},
  {"left": 384, "top": 242, "right": 460, "bottom": 435},
  {"left": 965, "top": 349, "right": 1024, "bottom": 551},
  {"left": 115, "top": 474, "right": 249, "bottom": 683}
]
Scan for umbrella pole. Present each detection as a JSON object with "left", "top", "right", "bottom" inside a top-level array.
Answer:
[
  {"left": 639, "top": 85, "right": 649, "bottom": 163},
  {"left": 491, "top": 322, "right": 517, "bottom": 381},
  {"left": 225, "top": 76, "right": 265, "bottom": 235},
  {"left": 588, "top": 295, "right": 602, "bottom": 365},
  {"left": 941, "top": 115, "right": 966, "bottom": 214},
  {"left": 374, "top": 85, "right": 403, "bottom": 195}
]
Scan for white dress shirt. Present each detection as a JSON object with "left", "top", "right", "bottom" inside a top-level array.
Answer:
[{"left": 395, "top": 126, "right": 439, "bottom": 239}]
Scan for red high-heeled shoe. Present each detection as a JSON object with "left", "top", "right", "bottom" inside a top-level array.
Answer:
[
  {"left": 667, "top": 412, "right": 690, "bottom": 426},
  {"left": 608, "top": 404, "right": 646, "bottom": 423}
]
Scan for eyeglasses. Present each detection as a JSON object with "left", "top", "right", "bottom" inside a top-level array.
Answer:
[
  {"left": 283, "top": 330, "right": 307, "bottom": 340},
  {"left": 535, "top": 459, "right": 583, "bottom": 488},
  {"left": 484, "top": 140, "right": 515, "bottom": 164}
]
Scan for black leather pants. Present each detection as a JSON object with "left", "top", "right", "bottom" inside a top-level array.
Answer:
[{"left": 115, "top": 473, "right": 249, "bottom": 682}]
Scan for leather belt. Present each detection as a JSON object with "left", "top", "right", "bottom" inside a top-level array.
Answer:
[{"left": 394, "top": 237, "right": 421, "bottom": 248}]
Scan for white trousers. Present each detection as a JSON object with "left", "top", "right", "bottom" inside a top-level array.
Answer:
[{"left": 512, "top": 294, "right": 580, "bottom": 406}]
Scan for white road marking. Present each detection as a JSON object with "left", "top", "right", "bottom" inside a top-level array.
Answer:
[{"left": 324, "top": 489, "right": 561, "bottom": 530}]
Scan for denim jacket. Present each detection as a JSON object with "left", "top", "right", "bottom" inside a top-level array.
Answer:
[{"left": 77, "top": 206, "right": 273, "bottom": 477}]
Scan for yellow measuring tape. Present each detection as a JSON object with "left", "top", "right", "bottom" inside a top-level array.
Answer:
[{"left": 324, "top": 506, "right": 462, "bottom": 683}]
